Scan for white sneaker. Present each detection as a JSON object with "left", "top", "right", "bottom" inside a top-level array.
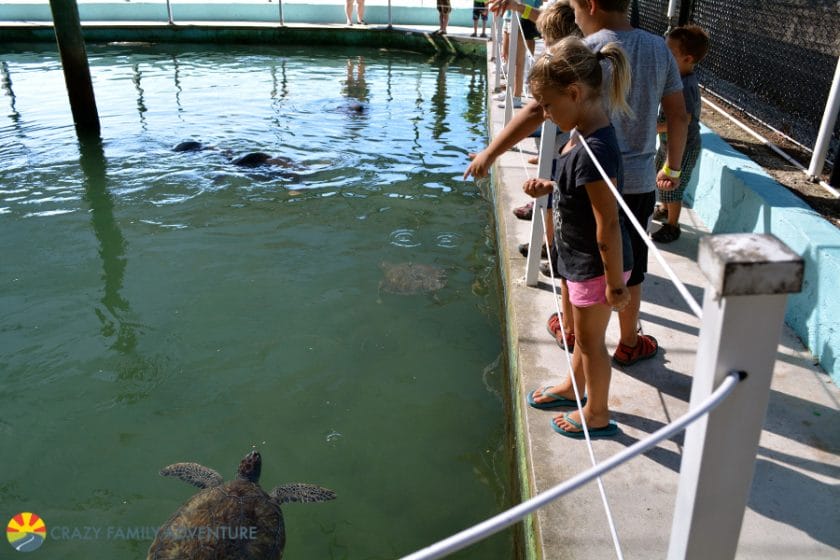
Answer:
[{"left": 492, "top": 92, "right": 507, "bottom": 101}]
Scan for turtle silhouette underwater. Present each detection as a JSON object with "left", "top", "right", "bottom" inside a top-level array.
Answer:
[
  {"left": 232, "top": 152, "right": 295, "bottom": 169},
  {"left": 379, "top": 261, "right": 448, "bottom": 296},
  {"left": 147, "top": 450, "right": 335, "bottom": 560}
]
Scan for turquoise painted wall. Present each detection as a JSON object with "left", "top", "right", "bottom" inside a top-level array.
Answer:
[
  {"left": 685, "top": 124, "right": 840, "bottom": 385},
  {"left": 0, "top": 2, "right": 478, "bottom": 27}
]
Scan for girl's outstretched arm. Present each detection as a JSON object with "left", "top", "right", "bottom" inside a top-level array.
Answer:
[{"left": 585, "top": 180, "right": 630, "bottom": 311}]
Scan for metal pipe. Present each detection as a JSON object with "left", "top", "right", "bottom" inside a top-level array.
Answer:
[
  {"left": 165, "top": 0, "right": 173, "bottom": 25},
  {"left": 400, "top": 372, "right": 743, "bottom": 560},
  {"left": 278, "top": 0, "right": 284, "bottom": 25},
  {"left": 701, "top": 95, "right": 840, "bottom": 198},
  {"left": 387, "top": 0, "right": 392, "bottom": 28},
  {"left": 807, "top": 56, "right": 840, "bottom": 180}
]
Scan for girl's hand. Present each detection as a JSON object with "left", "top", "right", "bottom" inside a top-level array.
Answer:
[
  {"left": 522, "top": 178, "right": 553, "bottom": 198},
  {"left": 606, "top": 283, "right": 630, "bottom": 312},
  {"left": 464, "top": 150, "right": 493, "bottom": 180}
]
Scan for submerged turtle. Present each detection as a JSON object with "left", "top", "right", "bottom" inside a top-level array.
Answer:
[
  {"left": 232, "top": 152, "right": 295, "bottom": 169},
  {"left": 173, "top": 140, "right": 205, "bottom": 152},
  {"left": 147, "top": 450, "right": 335, "bottom": 560},
  {"left": 379, "top": 261, "right": 448, "bottom": 295}
]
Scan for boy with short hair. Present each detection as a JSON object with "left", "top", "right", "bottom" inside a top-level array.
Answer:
[{"left": 651, "top": 24, "right": 710, "bottom": 243}]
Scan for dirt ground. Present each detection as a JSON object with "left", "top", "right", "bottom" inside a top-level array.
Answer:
[{"left": 698, "top": 92, "right": 840, "bottom": 228}]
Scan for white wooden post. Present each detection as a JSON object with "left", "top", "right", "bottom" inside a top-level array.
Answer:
[
  {"left": 667, "top": 234, "right": 803, "bottom": 560},
  {"left": 504, "top": 13, "right": 520, "bottom": 125},
  {"left": 492, "top": 12, "right": 503, "bottom": 93},
  {"left": 806, "top": 56, "right": 840, "bottom": 180},
  {"left": 525, "top": 120, "right": 558, "bottom": 286}
]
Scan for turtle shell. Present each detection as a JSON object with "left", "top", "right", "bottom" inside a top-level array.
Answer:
[
  {"left": 380, "top": 262, "right": 447, "bottom": 295},
  {"left": 147, "top": 479, "right": 285, "bottom": 560}
]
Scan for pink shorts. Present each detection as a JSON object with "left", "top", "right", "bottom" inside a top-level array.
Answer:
[{"left": 566, "top": 271, "right": 632, "bottom": 308}]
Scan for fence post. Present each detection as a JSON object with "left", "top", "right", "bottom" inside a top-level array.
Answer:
[
  {"left": 504, "top": 13, "right": 520, "bottom": 125},
  {"left": 806, "top": 56, "right": 840, "bottom": 180},
  {"left": 667, "top": 233, "right": 803, "bottom": 560},
  {"left": 524, "top": 120, "right": 558, "bottom": 286},
  {"left": 492, "top": 13, "right": 503, "bottom": 93}
]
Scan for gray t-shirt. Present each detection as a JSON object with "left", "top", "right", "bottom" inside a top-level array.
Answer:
[{"left": 585, "top": 28, "right": 683, "bottom": 194}]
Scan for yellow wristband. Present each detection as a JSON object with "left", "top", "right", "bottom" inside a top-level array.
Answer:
[
  {"left": 522, "top": 4, "right": 532, "bottom": 19},
  {"left": 662, "top": 163, "right": 681, "bottom": 178}
]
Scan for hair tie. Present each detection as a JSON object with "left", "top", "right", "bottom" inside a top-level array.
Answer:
[{"left": 596, "top": 50, "right": 606, "bottom": 61}]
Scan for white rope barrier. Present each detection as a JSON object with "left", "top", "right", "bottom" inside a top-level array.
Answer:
[
  {"left": 399, "top": 370, "right": 744, "bottom": 560},
  {"left": 537, "top": 210, "right": 625, "bottom": 560}
]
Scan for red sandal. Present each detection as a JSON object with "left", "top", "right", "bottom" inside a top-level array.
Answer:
[
  {"left": 612, "top": 334, "right": 658, "bottom": 366},
  {"left": 546, "top": 312, "right": 575, "bottom": 352}
]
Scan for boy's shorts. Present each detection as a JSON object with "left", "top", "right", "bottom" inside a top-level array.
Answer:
[
  {"left": 622, "top": 191, "right": 656, "bottom": 287},
  {"left": 655, "top": 139, "right": 701, "bottom": 204},
  {"left": 567, "top": 271, "right": 632, "bottom": 308},
  {"left": 520, "top": 17, "right": 540, "bottom": 41},
  {"left": 473, "top": 0, "right": 488, "bottom": 20},
  {"left": 437, "top": 0, "right": 452, "bottom": 14}
]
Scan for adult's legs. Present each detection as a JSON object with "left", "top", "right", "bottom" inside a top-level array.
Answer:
[{"left": 356, "top": 0, "right": 365, "bottom": 23}]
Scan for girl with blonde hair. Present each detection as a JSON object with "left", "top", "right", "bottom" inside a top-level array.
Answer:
[{"left": 522, "top": 37, "right": 633, "bottom": 438}]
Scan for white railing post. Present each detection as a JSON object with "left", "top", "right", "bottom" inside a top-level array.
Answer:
[
  {"left": 492, "top": 13, "right": 503, "bottom": 93},
  {"left": 667, "top": 233, "right": 803, "bottom": 560},
  {"left": 525, "top": 120, "right": 558, "bottom": 286},
  {"left": 806, "top": 56, "right": 840, "bottom": 180},
  {"left": 504, "top": 13, "right": 520, "bottom": 125}
]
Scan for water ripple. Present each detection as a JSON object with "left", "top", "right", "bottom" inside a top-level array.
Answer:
[
  {"left": 388, "top": 228, "right": 421, "bottom": 248},
  {"left": 435, "top": 232, "right": 462, "bottom": 249}
]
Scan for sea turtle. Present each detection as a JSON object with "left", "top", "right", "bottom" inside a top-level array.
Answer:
[
  {"left": 173, "top": 140, "right": 205, "bottom": 152},
  {"left": 232, "top": 152, "right": 295, "bottom": 169},
  {"left": 147, "top": 450, "right": 335, "bottom": 560},
  {"left": 379, "top": 261, "right": 447, "bottom": 295}
]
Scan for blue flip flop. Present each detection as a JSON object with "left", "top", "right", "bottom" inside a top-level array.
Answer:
[
  {"left": 527, "top": 386, "right": 587, "bottom": 410},
  {"left": 552, "top": 413, "right": 618, "bottom": 439}
]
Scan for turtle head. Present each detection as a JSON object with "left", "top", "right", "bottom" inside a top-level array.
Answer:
[{"left": 237, "top": 450, "right": 262, "bottom": 483}]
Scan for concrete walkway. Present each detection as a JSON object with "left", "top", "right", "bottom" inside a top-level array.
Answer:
[{"left": 484, "top": 53, "right": 840, "bottom": 558}]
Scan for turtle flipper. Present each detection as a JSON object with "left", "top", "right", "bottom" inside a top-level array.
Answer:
[
  {"left": 270, "top": 483, "right": 336, "bottom": 504},
  {"left": 160, "top": 462, "right": 224, "bottom": 489}
]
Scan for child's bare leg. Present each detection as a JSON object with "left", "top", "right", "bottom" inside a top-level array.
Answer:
[
  {"left": 561, "top": 278, "right": 573, "bottom": 332},
  {"left": 665, "top": 200, "right": 682, "bottom": 227},
  {"left": 345, "top": 0, "right": 353, "bottom": 23},
  {"left": 553, "top": 302, "right": 613, "bottom": 431},
  {"left": 529, "top": 280, "right": 578, "bottom": 406}
]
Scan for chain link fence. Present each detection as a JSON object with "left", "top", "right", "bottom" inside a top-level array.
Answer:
[{"left": 632, "top": 0, "right": 840, "bottom": 172}]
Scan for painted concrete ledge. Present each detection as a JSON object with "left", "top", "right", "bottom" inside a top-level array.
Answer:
[
  {"left": 0, "top": 22, "right": 487, "bottom": 57},
  {"left": 0, "top": 2, "right": 481, "bottom": 27},
  {"left": 685, "top": 125, "right": 840, "bottom": 386}
]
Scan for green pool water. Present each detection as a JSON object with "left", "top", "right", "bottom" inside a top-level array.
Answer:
[{"left": 0, "top": 44, "right": 516, "bottom": 558}]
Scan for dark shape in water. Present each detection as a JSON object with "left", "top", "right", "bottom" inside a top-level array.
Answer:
[
  {"left": 173, "top": 140, "right": 205, "bottom": 152},
  {"left": 148, "top": 450, "right": 335, "bottom": 560},
  {"left": 232, "top": 152, "right": 295, "bottom": 169}
]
